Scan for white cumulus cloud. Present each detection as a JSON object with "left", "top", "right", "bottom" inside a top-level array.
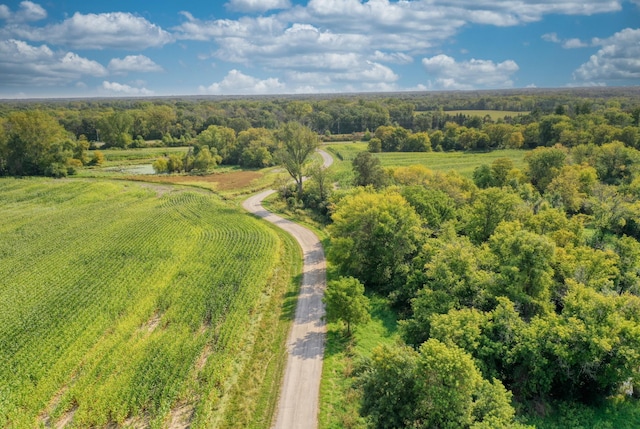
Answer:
[
  {"left": 542, "top": 32, "right": 590, "bottom": 48},
  {"left": 542, "top": 32, "right": 561, "bottom": 43},
  {"left": 0, "top": 39, "right": 106, "bottom": 86},
  {"left": 108, "top": 55, "right": 163, "bottom": 73},
  {"left": 371, "top": 50, "right": 413, "bottom": 64},
  {"left": 174, "top": 12, "right": 282, "bottom": 41},
  {"left": 199, "top": 69, "right": 286, "bottom": 94},
  {"left": 422, "top": 54, "right": 519, "bottom": 90},
  {"left": 11, "top": 12, "right": 173, "bottom": 50},
  {"left": 102, "top": 81, "right": 153, "bottom": 95},
  {"left": 574, "top": 28, "right": 640, "bottom": 81},
  {"left": 16, "top": 1, "right": 45, "bottom": 21},
  {"left": 225, "top": 0, "right": 291, "bottom": 13},
  {"left": 0, "top": 5, "right": 9, "bottom": 20},
  {"left": 431, "top": 0, "right": 622, "bottom": 24},
  {"left": 0, "top": 1, "right": 46, "bottom": 22},
  {"left": 563, "top": 38, "right": 590, "bottom": 49},
  {"left": 174, "top": 0, "right": 622, "bottom": 94}
]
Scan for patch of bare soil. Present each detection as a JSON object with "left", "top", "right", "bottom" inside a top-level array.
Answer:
[
  {"left": 55, "top": 405, "right": 77, "bottom": 429},
  {"left": 195, "top": 344, "right": 212, "bottom": 372},
  {"left": 140, "top": 312, "right": 162, "bottom": 333},
  {"left": 119, "top": 414, "right": 151, "bottom": 429},
  {"left": 167, "top": 402, "right": 194, "bottom": 429},
  {"left": 164, "top": 342, "right": 213, "bottom": 428},
  {"left": 38, "top": 386, "right": 67, "bottom": 428},
  {"left": 38, "top": 380, "right": 79, "bottom": 428}
]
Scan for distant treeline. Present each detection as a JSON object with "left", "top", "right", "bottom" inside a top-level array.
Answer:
[
  {"left": 1, "top": 88, "right": 640, "bottom": 177},
  {"left": 0, "top": 87, "right": 639, "bottom": 140}
]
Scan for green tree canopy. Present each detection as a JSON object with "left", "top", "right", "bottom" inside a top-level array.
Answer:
[
  {"left": 402, "top": 132, "right": 431, "bottom": 152},
  {"left": 359, "top": 340, "right": 529, "bottom": 429},
  {"left": 1, "top": 110, "right": 74, "bottom": 176},
  {"left": 358, "top": 344, "right": 420, "bottom": 429},
  {"left": 594, "top": 141, "right": 639, "bottom": 185},
  {"left": 236, "top": 127, "right": 276, "bottom": 168},
  {"left": 464, "top": 187, "right": 523, "bottom": 244},
  {"left": 489, "top": 222, "right": 556, "bottom": 319},
  {"left": 401, "top": 235, "right": 495, "bottom": 346},
  {"left": 323, "top": 276, "right": 371, "bottom": 335},
  {"left": 352, "top": 151, "right": 387, "bottom": 189},
  {"left": 328, "top": 188, "right": 423, "bottom": 293},
  {"left": 98, "top": 111, "right": 133, "bottom": 148},
  {"left": 196, "top": 125, "right": 237, "bottom": 163},
  {"left": 400, "top": 186, "right": 456, "bottom": 229},
  {"left": 509, "top": 282, "right": 640, "bottom": 402},
  {"left": 525, "top": 145, "right": 567, "bottom": 193}
]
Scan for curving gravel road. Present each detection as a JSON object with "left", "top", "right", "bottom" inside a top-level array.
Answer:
[{"left": 242, "top": 149, "right": 333, "bottom": 429}]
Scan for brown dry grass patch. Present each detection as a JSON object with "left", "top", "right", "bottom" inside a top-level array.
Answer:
[{"left": 125, "top": 170, "right": 264, "bottom": 192}]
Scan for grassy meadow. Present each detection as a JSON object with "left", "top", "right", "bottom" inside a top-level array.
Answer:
[
  {"left": 325, "top": 142, "right": 528, "bottom": 186},
  {"left": 0, "top": 178, "right": 299, "bottom": 428},
  {"left": 89, "top": 147, "right": 189, "bottom": 166}
]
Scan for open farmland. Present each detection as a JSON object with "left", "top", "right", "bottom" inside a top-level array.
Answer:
[
  {"left": 376, "top": 148, "right": 527, "bottom": 176},
  {"left": 0, "top": 178, "right": 298, "bottom": 428},
  {"left": 326, "top": 142, "right": 528, "bottom": 184}
]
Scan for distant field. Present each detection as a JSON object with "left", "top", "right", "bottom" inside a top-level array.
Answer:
[
  {"left": 0, "top": 178, "right": 297, "bottom": 428},
  {"left": 442, "top": 109, "right": 530, "bottom": 120},
  {"left": 82, "top": 147, "right": 288, "bottom": 197},
  {"left": 89, "top": 146, "right": 188, "bottom": 166},
  {"left": 325, "top": 142, "right": 528, "bottom": 181},
  {"left": 377, "top": 149, "right": 527, "bottom": 177}
]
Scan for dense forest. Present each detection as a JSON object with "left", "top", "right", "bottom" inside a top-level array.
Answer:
[
  {"left": 3, "top": 87, "right": 640, "bottom": 427},
  {"left": 322, "top": 144, "right": 640, "bottom": 426},
  {"left": 310, "top": 91, "right": 640, "bottom": 427}
]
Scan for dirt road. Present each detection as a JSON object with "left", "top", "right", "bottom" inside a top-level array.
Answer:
[{"left": 242, "top": 150, "right": 333, "bottom": 429}]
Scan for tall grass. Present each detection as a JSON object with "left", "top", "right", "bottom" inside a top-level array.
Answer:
[{"left": 319, "top": 293, "right": 399, "bottom": 429}]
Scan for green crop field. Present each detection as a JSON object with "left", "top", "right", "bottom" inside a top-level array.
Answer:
[
  {"left": 0, "top": 178, "right": 297, "bottom": 428},
  {"left": 326, "top": 142, "right": 528, "bottom": 182},
  {"left": 376, "top": 149, "right": 527, "bottom": 177}
]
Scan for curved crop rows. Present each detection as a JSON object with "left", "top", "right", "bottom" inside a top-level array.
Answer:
[{"left": 0, "top": 179, "right": 283, "bottom": 428}]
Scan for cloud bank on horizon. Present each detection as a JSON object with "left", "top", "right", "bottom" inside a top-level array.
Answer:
[{"left": 0, "top": 0, "right": 638, "bottom": 98}]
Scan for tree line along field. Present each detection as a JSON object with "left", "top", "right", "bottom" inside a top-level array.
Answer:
[{"left": 0, "top": 178, "right": 298, "bottom": 428}]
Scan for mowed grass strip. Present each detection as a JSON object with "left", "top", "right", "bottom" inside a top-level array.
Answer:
[{"left": 0, "top": 178, "right": 291, "bottom": 428}]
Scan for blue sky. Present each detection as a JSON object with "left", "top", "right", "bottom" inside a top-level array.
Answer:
[{"left": 0, "top": 0, "right": 639, "bottom": 98}]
